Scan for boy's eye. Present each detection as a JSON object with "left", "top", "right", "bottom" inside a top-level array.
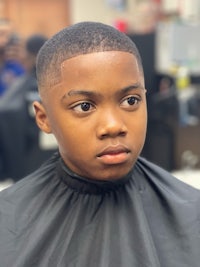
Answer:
[
  {"left": 80, "top": 102, "right": 91, "bottom": 111},
  {"left": 127, "top": 96, "right": 138, "bottom": 105},
  {"left": 121, "top": 96, "right": 140, "bottom": 107},
  {"left": 73, "top": 102, "right": 94, "bottom": 112}
]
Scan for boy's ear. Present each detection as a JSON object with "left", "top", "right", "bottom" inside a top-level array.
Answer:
[{"left": 33, "top": 101, "right": 52, "bottom": 134}]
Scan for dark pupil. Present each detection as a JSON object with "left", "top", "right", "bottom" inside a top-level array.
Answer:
[
  {"left": 81, "top": 102, "right": 90, "bottom": 111},
  {"left": 127, "top": 97, "right": 136, "bottom": 105}
]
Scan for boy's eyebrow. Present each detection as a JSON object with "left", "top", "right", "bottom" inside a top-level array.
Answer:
[
  {"left": 62, "top": 83, "right": 145, "bottom": 100},
  {"left": 65, "top": 90, "right": 102, "bottom": 98},
  {"left": 119, "top": 83, "right": 145, "bottom": 94},
  {"left": 61, "top": 90, "right": 102, "bottom": 102}
]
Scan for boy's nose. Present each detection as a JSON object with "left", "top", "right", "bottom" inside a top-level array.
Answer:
[{"left": 96, "top": 110, "right": 127, "bottom": 139}]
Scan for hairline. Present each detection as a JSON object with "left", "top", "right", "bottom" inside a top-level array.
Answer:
[
  {"left": 39, "top": 50, "right": 143, "bottom": 93},
  {"left": 36, "top": 22, "right": 144, "bottom": 97}
]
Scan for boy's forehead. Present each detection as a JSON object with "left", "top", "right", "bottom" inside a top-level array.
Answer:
[
  {"left": 54, "top": 51, "right": 140, "bottom": 89},
  {"left": 59, "top": 51, "right": 139, "bottom": 75},
  {"left": 53, "top": 51, "right": 144, "bottom": 90},
  {"left": 42, "top": 51, "right": 145, "bottom": 104}
]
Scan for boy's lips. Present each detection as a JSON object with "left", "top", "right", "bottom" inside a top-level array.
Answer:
[{"left": 97, "top": 145, "right": 131, "bottom": 165}]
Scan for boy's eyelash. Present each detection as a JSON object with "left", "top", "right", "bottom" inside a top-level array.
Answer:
[{"left": 122, "top": 95, "right": 141, "bottom": 103}]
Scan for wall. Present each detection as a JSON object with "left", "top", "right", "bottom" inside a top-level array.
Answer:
[
  {"left": 70, "top": 0, "right": 138, "bottom": 30},
  {"left": 1, "top": 0, "right": 71, "bottom": 37},
  {"left": 70, "top": 0, "right": 163, "bottom": 34}
]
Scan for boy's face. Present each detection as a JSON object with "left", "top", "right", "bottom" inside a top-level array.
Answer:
[{"left": 34, "top": 51, "right": 147, "bottom": 180}]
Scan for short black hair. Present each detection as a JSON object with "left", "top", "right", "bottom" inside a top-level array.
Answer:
[{"left": 36, "top": 21, "right": 143, "bottom": 94}]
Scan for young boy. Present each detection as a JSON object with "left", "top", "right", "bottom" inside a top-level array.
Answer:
[{"left": 0, "top": 21, "right": 200, "bottom": 267}]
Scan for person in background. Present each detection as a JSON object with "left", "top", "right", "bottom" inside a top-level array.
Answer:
[
  {"left": 0, "top": 22, "right": 200, "bottom": 267},
  {"left": 0, "top": 34, "right": 48, "bottom": 106},
  {"left": 0, "top": 19, "right": 25, "bottom": 97},
  {"left": 0, "top": 34, "right": 48, "bottom": 181}
]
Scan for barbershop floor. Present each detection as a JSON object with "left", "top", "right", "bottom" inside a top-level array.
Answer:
[{"left": 0, "top": 169, "right": 200, "bottom": 192}]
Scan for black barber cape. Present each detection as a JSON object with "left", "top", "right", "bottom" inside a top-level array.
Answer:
[{"left": 0, "top": 153, "right": 200, "bottom": 267}]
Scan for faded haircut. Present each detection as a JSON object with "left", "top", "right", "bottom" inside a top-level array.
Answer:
[{"left": 36, "top": 21, "right": 143, "bottom": 94}]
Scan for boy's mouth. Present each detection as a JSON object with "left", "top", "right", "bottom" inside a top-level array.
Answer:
[{"left": 97, "top": 145, "right": 131, "bottom": 165}]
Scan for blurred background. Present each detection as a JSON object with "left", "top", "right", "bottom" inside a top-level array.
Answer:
[{"left": 0, "top": 0, "right": 200, "bottom": 189}]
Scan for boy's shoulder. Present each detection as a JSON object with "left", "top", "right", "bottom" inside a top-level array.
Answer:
[
  {"left": 134, "top": 156, "right": 200, "bottom": 201},
  {"left": 0, "top": 152, "right": 60, "bottom": 204}
]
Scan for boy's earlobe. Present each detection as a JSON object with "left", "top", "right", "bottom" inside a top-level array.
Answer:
[{"left": 33, "top": 101, "right": 52, "bottom": 134}]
